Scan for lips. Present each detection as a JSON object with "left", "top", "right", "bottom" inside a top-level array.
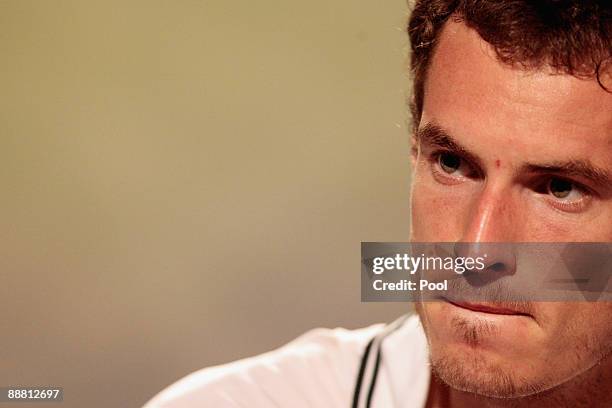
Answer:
[{"left": 444, "top": 298, "right": 533, "bottom": 317}]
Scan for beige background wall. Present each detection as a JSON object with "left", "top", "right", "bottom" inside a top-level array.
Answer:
[{"left": 1, "top": 1, "right": 413, "bottom": 407}]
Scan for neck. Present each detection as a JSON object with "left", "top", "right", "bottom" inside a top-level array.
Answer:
[{"left": 426, "top": 354, "right": 612, "bottom": 408}]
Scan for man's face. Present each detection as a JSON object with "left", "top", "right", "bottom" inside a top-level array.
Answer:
[{"left": 411, "top": 21, "right": 612, "bottom": 397}]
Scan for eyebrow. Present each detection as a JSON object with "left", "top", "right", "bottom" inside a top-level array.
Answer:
[
  {"left": 415, "top": 122, "right": 483, "bottom": 168},
  {"left": 521, "top": 161, "right": 611, "bottom": 188},
  {"left": 415, "top": 122, "right": 611, "bottom": 188}
]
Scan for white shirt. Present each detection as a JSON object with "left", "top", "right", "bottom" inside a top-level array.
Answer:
[{"left": 143, "top": 315, "right": 430, "bottom": 407}]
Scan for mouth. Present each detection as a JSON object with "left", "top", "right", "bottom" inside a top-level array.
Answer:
[{"left": 443, "top": 298, "right": 533, "bottom": 318}]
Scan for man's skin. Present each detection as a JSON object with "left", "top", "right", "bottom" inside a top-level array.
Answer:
[{"left": 409, "top": 21, "right": 612, "bottom": 407}]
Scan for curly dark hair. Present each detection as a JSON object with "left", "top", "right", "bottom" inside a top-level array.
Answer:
[{"left": 407, "top": 0, "right": 612, "bottom": 129}]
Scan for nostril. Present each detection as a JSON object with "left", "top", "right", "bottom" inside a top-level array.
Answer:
[
  {"left": 462, "top": 269, "right": 488, "bottom": 287},
  {"left": 461, "top": 262, "right": 510, "bottom": 287},
  {"left": 489, "top": 262, "right": 506, "bottom": 273}
]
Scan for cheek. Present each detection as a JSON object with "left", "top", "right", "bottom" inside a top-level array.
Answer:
[
  {"left": 522, "top": 198, "right": 612, "bottom": 242},
  {"left": 539, "top": 303, "right": 612, "bottom": 339},
  {"left": 535, "top": 303, "right": 612, "bottom": 371},
  {"left": 411, "top": 177, "right": 468, "bottom": 241}
]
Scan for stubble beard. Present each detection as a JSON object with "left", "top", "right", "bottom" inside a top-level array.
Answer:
[{"left": 422, "top": 313, "right": 612, "bottom": 404}]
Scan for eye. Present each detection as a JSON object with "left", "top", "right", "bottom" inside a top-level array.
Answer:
[
  {"left": 538, "top": 177, "right": 592, "bottom": 213},
  {"left": 439, "top": 152, "right": 461, "bottom": 174},
  {"left": 431, "top": 151, "right": 475, "bottom": 181},
  {"left": 547, "top": 178, "right": 584, "bottom": 201}
]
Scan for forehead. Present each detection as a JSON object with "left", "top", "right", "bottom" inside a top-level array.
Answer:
[{"left": 421, "top": 21, "right": 612, "bottom": 165}]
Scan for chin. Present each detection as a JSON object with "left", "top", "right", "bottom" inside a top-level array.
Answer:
[
  {"left": 429, "top": 344, "right": 548, "bottom": 398},
  {"left": 416, "top": 301, "right": 557, "bottom": 398}
]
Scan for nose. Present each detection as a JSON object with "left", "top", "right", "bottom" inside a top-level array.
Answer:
[
  {"left": 455, "top": 184, "right": 517, "bottom": 285},
  {"left": 453, "top": 241, "right": 516, "bottom": 286}
]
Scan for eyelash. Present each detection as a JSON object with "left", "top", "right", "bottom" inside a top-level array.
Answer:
[{"left": 546, "top": 197, "right": 589, "bottom": 213}]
